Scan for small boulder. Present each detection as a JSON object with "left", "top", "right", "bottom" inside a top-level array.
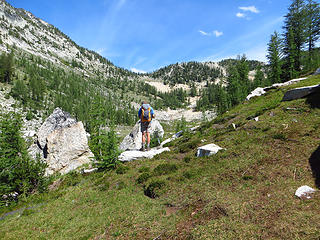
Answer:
[
  {"left": 295, "top": 185, "right": 316, "bottom": 199},
  {"left": 197, "top": 143, "right": 224, "bottom": 157},
  {"left": 120, "top": 119, "right": 164, "bottom": 151}
]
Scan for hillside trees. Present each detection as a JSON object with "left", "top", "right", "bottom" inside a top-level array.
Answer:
[
  {"left": 305, "top": 0, "right": 320, "bottom": 70},
  {"left": 0, "top": 51, "right": 14, "bottom": 83},
  {"left": 282, "top": 0, "right": 306, "bottom": 79},
  {"left": 276, "top": 0, "right": 320, "bottom": 80},
  {"left": 0, "top": 112, "right": 47, "bottom": 203}
]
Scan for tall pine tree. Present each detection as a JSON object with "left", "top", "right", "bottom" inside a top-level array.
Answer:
[
  {"left": 282, "top": 0, "right": 307, "bottom": 79},
  {"left": 305, "top": 0, "right": 320, "bottom": 70},
  {"left": 267, "top": 31, "right": 283, "bottom": 83}
]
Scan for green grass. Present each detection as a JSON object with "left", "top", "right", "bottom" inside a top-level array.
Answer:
[{"left": 1, "top": 75, "right": 320, "bottom": 239}]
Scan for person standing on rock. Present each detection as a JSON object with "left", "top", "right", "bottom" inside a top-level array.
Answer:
[{"left": 138, "top": 101, "right": 155, "bottom": 151}]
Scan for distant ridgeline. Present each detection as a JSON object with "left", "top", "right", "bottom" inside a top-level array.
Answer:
[{"left": 1, "top": 0, "right": 319, "bottom": 126}]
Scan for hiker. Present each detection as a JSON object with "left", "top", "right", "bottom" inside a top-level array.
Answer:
[{"left": 138, "top": 101, "right": 155, "bottom": 151}]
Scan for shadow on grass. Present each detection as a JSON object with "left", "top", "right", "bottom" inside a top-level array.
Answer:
[
  {"left": 306, "top": 86, "right": 320, "bottom": 108},
  {"left": 309, "top": 145, "right": 320, "bottom": 188}
]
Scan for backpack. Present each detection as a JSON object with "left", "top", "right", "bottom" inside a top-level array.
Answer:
[{"left": 141, "top": 107, "right": 152, "bottom": 122}]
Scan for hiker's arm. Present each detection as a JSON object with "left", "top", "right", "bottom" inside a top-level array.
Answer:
[{"left": 151, "top": 108, "right": 155, "bottom": 118}]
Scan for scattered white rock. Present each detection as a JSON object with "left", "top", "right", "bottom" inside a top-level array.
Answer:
[
  {"left": 295, "top": 185, "right": 316, "bottom": 199},
  {"left": 246, "top": 87, "right": 266, "bottom": 100},
  {"left": 197, "top": 143, "right": 224, "bottom": 157},
  {"left": 81, "top": 168, "right": 98, "bottom": 174},
  {"left": 282, "top": 84, "right": 320, "bottom": 101},
  {"left": 232, "top": 123, "right": 236, "bottom": 129},
  {"left": 254, "top": 117, "right": 259, "bottom": 122},
  {"left": 119, "top": 147, "right": 170, "bottom": 162}
]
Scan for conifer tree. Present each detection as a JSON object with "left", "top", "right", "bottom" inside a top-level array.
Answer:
[
  {"left": 0, "top": 112, "right": 47, "bottom": 201},
  {"left": 267, "top": 31, "right": 283, "bottom": 83},
  {"left": 305, "top": 0, "right": 320, "bottom": 70},
  {"left": 282, "top": 0, "right": 307, "bottom": 79}
]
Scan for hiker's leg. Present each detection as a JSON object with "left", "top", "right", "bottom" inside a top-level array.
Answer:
[
  {"left": 142, "top": 131, "right": 146, "bottom": 145},
  {"left": 147, "top": 132, "right": 150, "bottom": 145}
]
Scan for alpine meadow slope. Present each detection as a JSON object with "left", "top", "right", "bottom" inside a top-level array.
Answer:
[{"left": 0, "top": 74, "right": 319, "bottom": 239}]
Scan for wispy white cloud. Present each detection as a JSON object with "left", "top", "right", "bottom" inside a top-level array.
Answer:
[
  {"left": 239, "top": 6, "right": 260, "bottom": 13},
  {"left": 213, "top": 30, "right": 223, "bottom": 37},
  {"left": 131, "top": 67, "right": 146, "bottom": 74},
  {"left": 199, "top": 30, "right": 210, "bottom": 36},
  {"left": 236, "top": 12, "right": 245, "bottom": 18},
  {"left": 199, "top": 30, "right": 223, "bottom": 37}
]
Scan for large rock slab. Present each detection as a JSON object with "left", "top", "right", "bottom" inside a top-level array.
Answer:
[
  {"left": 197, "top": 143, "right": 224, "bottom": 157},
  {"left": 45, "top": 121, "right": 93, "bottom": 175},
  {"left": 282, "top": 84, "right": 320, "bottom": 101},
  {"left": 120, "top": 119, "right": 164, "bottom": 151},
  {"left": 119, "top": 147, "right": 170, "bottom": 162},
  {"left": 246, "top": 77, "right": 308, "bottom": 100},
  {"left": 37, "top": 108, "right": 76, "bottom": 149}
]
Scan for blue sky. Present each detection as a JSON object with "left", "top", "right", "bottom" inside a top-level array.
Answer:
[{"left": 7, "top": 0, "right": 293, "bottom": 73}]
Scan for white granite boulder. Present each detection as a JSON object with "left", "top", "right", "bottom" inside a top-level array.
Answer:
[
  {"left": 45, "top": 121, "right": 94, "bottom": 175},
  {"left": 31, "top": 108, "right": 94, "bottom": 175},
  {"left": 37, "top": 108, "right": 77, "bottom": 149},
  {"left": 197, "top": 143, "right": 224, "bottom": 157},
  {"left": 120, "top": 119, "right": 164, "bottom": 151}
]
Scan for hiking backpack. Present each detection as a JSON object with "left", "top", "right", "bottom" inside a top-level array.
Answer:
[{"left": 141, "top": 107, "right": 152, "bottom": 122}]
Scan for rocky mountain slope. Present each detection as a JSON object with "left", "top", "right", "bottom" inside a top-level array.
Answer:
[{"left": 0, "top": 0, "right": 135, "bottom": 80}]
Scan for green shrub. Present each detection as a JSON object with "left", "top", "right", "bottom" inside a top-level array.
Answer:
[
  {"left": 144, "top": 180, "right": 166, "bottom": 198},
  {"left": 89, "top": 126, "right": 120, "bottom": 170},
  {"left": 150, "top": 129, "right": 163, "bottom": 148},
  {"left": 183, "top": 156, "right": 191, "bottom": 163},
  {"left": 61, "top": 171, "right": 81, "bottom": 187},
  {"left": 153, "top": 163, "right": 178, "bottom": 176},
  {"left": 242, "top": 175, "right": 254, "bottom": 180},
  {"left": 115, "top": 181, "right": 126, "bottom": 190},
  {"left": 116, "top": 165, "right": 129, "bottom": 174},
  {"left": 136, "top": 172, "right": 151, "bottom": 184},
  {"left": 273, "top": 132, "right": 287, "bottom": 141},
  {"left": 182, "top": 171, "right": 194, "bottom": 179},
  {"left": 178, "top": 138, "right": 201, "bottom": 153},
  {"left": 138, "top": 166, "right": 150, "bottom": 173}
]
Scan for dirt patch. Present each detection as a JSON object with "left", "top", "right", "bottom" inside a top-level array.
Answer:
[{"left": 164, "top": 199, "right": 228, "bottom": 239}]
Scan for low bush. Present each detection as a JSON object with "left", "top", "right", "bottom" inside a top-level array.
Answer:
[
  {"left": 153, "top": 163, "right": 178, "bottom": 176},
  {"left": 144, "top": 180, "right": 166, "bottom": 198},
  {"left": 116, "top": 165, "right": 129, "bottom": 174},
  {"left": 136, "top": 172, "right": 151, "bottom": 184}
]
